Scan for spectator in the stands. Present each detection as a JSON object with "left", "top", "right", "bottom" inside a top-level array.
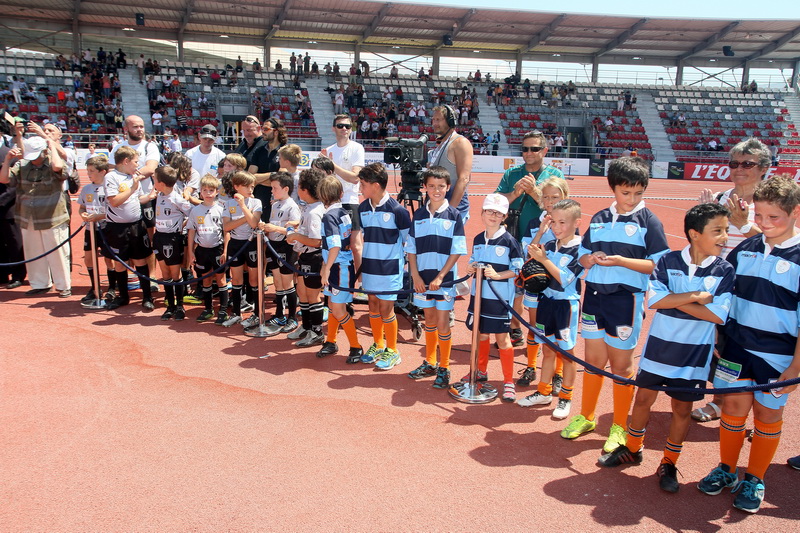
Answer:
[
  {"left": 695, "top": 138, "right": 707, "bottom": 152},
  {"left": 116, "top": 49, "right": 126, "bottom": 69},
  {"left": 708, "top": 138, "right": 718, "bottom": 151},
  {"left": 311, "top": 61, "right": 319, "bottom": 78},
  {"left": 390, "top": 65, "right": 398, "bottom": 79},
  {"left": 275, "top": 60, "right": 283, "bottom": 72},
  {"left": 198, "top": 92, "right": 208, "bottom": 109},
  {"left": 770, "top": 140, "right": 780, "bottom": 165},
  {"left": 678, "top": 112, "right": 686, "bottom": 127},
  {"left": 252, "top": 58, "right": 262, "bottom": 72},
  {"left": 474, "top": 70, "right": 481, "bottom": 83},
  {"left": 210, "top": 70, "right": 221, "bottom": 87},
  {"left": 749, "top": 79, "right": 758, "bottom": 93}
]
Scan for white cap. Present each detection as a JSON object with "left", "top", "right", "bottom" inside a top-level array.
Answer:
[
  {"left": 22, "top": 136, "right": 48, "bottom": 160},
  {"left": 482, "top": 193, "right": 509, "bottom": 215}
]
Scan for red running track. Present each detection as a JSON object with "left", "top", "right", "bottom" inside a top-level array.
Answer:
[{"left": 1, "top": 174, "right": 798, "bottom": 530}]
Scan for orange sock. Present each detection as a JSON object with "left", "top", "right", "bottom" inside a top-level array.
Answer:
[
  {"left": 339, "top": 313, "right": 360, "bottom": 348},
  {"left": 612, "top": 373, "right": 635, "bottom": 427},
  {"left": 438, "top": 332, "right": 452, "bottom": 368},
  {"left": 662, "top": 439, "right": 683, "bottom": 465},
  {"left": 369, "top": 313, "right": 384, "bottom": 348},
  {"left": 326, "top": 314, "right": 340, "bottom": 343},
  {"left": 719, "top": 413, "right": 748, "bottom": 469},
  {"left": 499, "top": 348, "right": 514, "bottom": 383},
  {"left": 580, "top": 368, "right": 604, "bottom": 421},
  {"left": 383, "top": 314, "right": 398, "bottom": 351},
  {"left": 424, "top": 324, "right": 438, "bottom": 365},
  {"left": 748, "top": 419, "right": 783, "bottom": 480},
  {"left": 478, "top": 338, "right": 490, "bottom": 373},
  {"left": 526, "top": 333, "right": 539, "bottom": 369},
  {"left": 558, "top": 384, "right": 573, "bottom": 401},
  {"left": 626, "top": 425, "right": 646, "bottom": 453},
  {"left": 554, "top": 354, "right": 564, "bottom": 377},
  {"left": 537, "top": 381, "right": 553, "bottom": 396}
]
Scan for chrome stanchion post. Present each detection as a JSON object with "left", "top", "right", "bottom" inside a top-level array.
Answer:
[
  {"left": 245, "top": 230, "right": 270, "bottom": 337},
  {"left": 81, "top": 221, "right": 107, "bottom": 310},
  {"left": 449, "top": 264, "right": 498, "bottom": 403}
]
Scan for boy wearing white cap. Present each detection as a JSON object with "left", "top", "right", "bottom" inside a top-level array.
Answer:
[{"left": 465, "top": 193, "right": 524, "bottom": 401}]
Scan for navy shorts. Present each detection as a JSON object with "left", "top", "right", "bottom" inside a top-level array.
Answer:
[
  {"left": 635, "top": 368, "right": 705, "bottom": 403},
  {"left": 153, "top": 231, "right": 184, "bottom": 266},
  {"left": 228, "top": 238, "right": 257, "bottom": 268},
  {"left": 535, "top": 297, "right": 580, "bottom": 351},
  {"left": 581, "top": 289, "right": 645, "bottom": 350},
  {"left": 713, "top": 336, "right": 789, "bottom": 409}
]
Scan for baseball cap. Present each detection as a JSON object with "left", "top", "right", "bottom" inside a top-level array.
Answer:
[
  {"left": 22, "top": 136, "right": 48, "bottom": 160},
  {"left": 482, "top": 193, "right": 509, "bottom": 215},
  {"left": 199, "top": 124, "right": 217, "bottom": 139}
]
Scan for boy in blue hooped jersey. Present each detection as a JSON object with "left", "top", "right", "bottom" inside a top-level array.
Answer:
[
  {"left": 407, "top": 166, "right": 467, "bottom": 389},
  {"left": 598, "top": 203, "right": 734, "bottom": 495},
  {"left": 465, "top": 193, "right": 525, "bottom": 402},
  {"left": 356, "top": 162, "right": 412, "bottom": 370},
  {"left": 562, "top": 157, "right": 670, "bottom": 453},
  {"left": 698, "top": 175, "right": 800, "bottom": 513},
  {"left": 517, "top": 199, "right": 584, "bottom": 420}
]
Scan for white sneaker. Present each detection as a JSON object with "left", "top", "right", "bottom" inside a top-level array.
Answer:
[
  {"left": 517, "top": 391, "right": 553, "bottom": 407},
  {"left": 287, "top": 325, "right": 307, "bottom": 340},
  {"left": 222, "top": 314, "right": 242, "bottom": 327},
  {"left": 553, "top": 398, "right": 572, "bottom": 419},
  {"left": 296, "top": 330, "right": 324, "bottom": 347},
  {"left": 241, "top": 315, "right": 260, "bottom": 329}
]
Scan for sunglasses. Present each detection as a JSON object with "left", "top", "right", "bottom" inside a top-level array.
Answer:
[
  {"left": 484, "top": 209, "right": 506, "bottom": 217},
  {"left": 335, "top": 123, "right": 352, "bottom": 129},
  {"left": 728, "top": 161, "right": 760, "bottom": 169},
  {"left": 521, "top": 146, "right": 544, "bottom": 153},
  {"left": 244, "top": 116, "right": 260, "bottom": 124}
]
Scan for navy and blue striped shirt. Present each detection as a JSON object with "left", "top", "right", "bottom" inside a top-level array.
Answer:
[
  {"left": 541, "top": 236, "right": 583, "bottom": 301},
  {"left": 321, "top": 202, "right": 353, "bottom": 265},
  {"left": 359, "top": 193, "right": 411, "bottom": 292},
  {"left": 580, "top": 201, "right": 670, "bottom": 294},
  {"left": 641, "top": 247, "right": 735, "bottom": 380},
  {"left": 468, "top": 228, "right": 524, "bottom": 323},
  {"left": 406, "top": 201, "right": 467, "bottom": 296},
  {"left": 724, "top": 233, "right": 800, "bottom": 372}
]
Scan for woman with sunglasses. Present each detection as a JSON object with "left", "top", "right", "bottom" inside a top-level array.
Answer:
[{"left": 693, "top": 138, "right": 770, "bottom": 423}]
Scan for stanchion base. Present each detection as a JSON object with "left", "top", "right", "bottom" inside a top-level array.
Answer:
[
  {"left": 244, "top": 324, "right": 274, "bottom": 338},
  {"left": 80, "top": 298, "right": 107, "bottom": 310},
  {"left": 448, "top": 381, "right": 498, "bottom": 404}
]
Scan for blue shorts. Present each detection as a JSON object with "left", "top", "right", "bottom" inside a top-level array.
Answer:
[
  {"left": 713, "top": 337, "right": 789, "bottom": 409},
  {"left": 581, "top": 290, "right": 645, "bottom": 350},
  {"left": 413, "top": 292, "right": 456, "bottom": 311},
  {"left": 534, "top": 298, "right": 579, "bottom": 350},
  {"left": 363, "top": 276, "right": 399, "bottom": 302},
  {"left": 522, "top": 290, "right": 540, "bottom": 309},
  {"left": 324, "top": 262, "right": 354, "bottom": 304}
]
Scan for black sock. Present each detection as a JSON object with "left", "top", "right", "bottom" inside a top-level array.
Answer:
[
  {"left": 300, "top": 302, "right": 310, "bottom": 330},
  {"left": 88, "top": 268, "right": 96, "bottom": 291},
  {"left": 175, "top": 282, "right": 184, "bottom": 307},
  {"left": 107, "top": 270, "right": 117, "bottom": 290},
  {"left": 275, "top": 289, "right": 286, "bottom": 317},
  {"left": 136, "top": 265, "right": 152, "bottom": 299},
  {"left": 232, "top": 284, "right": 242, "bottom": 315},
  {"left": 164, "top": 281, "right": 175, "bottom": 308},
  {"left": 218, "top": 287, "right": 229, "bottom": 312},
  {"left": 181, "top": 268, "right": 192, "bottom": 282},
  {"left": 116, "top": 270, "right": 129, "bottom": 300},
  {"left": 203, "top": 286, "right": 213, "bottom": 311},
  {"left": 309, "top": 302, "right": 324, "bottom": 334},
  {"left": 286, "top": 287, "right": 297, "bottom": 318}
]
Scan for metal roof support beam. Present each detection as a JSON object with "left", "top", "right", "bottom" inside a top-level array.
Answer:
[
  {"left": 523, "top": 13, "right": 566, "bottom": 53},
  {"left": 678, "top": 21, "right": 739, "bottom": 61},
  {"left": 72, "top": 0, "right": 81, "bottom": 55},
  {"left": 793, "top": 59, "right": 800, "bottom": 89},
  {"left": 591, "top": 55, "right": 599, "bottom": 82},
  {"left": 358, "top": 2, "right": 391, "bottom": 45},
  {"left": 265, "top": 0, "right": 293, "bottom": 40},
  {"left": 431, "top": 49, "right": 440, "bottom": 76},
  {"left": 741, "top": 60, "right": 751, "bottom": 90},
  {"left": 354, "top": 44, "right": 361, "bottom": 66},
  {"left": 675, "top": 59, "right": 684, "bottom": 86},
  {"left": 595, "top": 18, "right": 648, "bottom": 58},
  {"left": 743, "top": 25, "right": 800, "bottom": 63}
]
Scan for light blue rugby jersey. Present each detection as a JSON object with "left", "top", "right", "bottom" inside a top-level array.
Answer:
[
  {"left": 468, "top": 228, "right": 524, "bottom": 321},
  {"left": 520, "top": 212, "right": 557, "bottom": 251},
  {"left": 359, "top": 193, "right": 411, "bottom": 291},
  {"left": 321, "top": 202, "right": 353, "bottom": 265},
  {"left": 724, "top": 233, "right": 800, "bottom": 372},
  {"left": 579, "top": 201, "right": 670, "bottom": 294},
  {"left": 407, "top": 201, "right": 467, "bottom": 296},
  {"left": 541, "top": 236, "right": 583, "bottom": 301},
  {"left": 640, "top": 247, "right": 735, "bottom": 380}
]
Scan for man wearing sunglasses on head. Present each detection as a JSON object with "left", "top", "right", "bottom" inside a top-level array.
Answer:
[
  {"left": 495, "top": 130, "right": 565, "bottom": 238},
  {"left": 320, "top": 114, "right": 365, "bottom": 271}
]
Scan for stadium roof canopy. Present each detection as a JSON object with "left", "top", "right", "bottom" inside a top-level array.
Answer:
[{"left": 2, "top": 0, "right": 799, "bottom": 71}]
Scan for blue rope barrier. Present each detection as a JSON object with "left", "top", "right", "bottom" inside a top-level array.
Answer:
[
  {"left": 0, "top": 223, "right": 84, "bottom": 266},
  {"left": 96, "top": 227, "right": 253, "bottom": 286},
  {"left": 485, "top": 279, "right": 800, "bottom": 395}
]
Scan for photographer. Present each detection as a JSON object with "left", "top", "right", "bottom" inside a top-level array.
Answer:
[{"left": 0, "top": 120, "right": 71, "bottom": 296}]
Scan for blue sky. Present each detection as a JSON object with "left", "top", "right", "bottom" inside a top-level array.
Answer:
[{"left": 390, "top": 0, "right": 800, "bottom": 20}]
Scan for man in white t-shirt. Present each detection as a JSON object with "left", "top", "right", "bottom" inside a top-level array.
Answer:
[
  {"left": 185, "top": 124, "right": 225, "bottom": 178},
  {"left": 334, "top": 89, "right": 344, "bottom": 114},
  {"left": 320, "top": 114, "right": 365, "bottom": 271},
  {"left": 151, "top": 111, "right": 163, "bottom": 135},
  {"left": 135, "top": 54, "right": 145, "bottom": 83}
]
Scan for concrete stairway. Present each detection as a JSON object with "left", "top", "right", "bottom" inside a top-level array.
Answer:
[
  {"left": 116, "top": 67, "right": 152, "bottom": 130},
  {"left": 305, "top": 76, "right": 335, "bottom": 148},
  {"left": 636, "top": 92, "right": 675, "bottom": 162}
]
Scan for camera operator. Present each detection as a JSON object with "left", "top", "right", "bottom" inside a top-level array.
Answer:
[{"left": 427, "top": 105, "right": 472, "bottom": 222}]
